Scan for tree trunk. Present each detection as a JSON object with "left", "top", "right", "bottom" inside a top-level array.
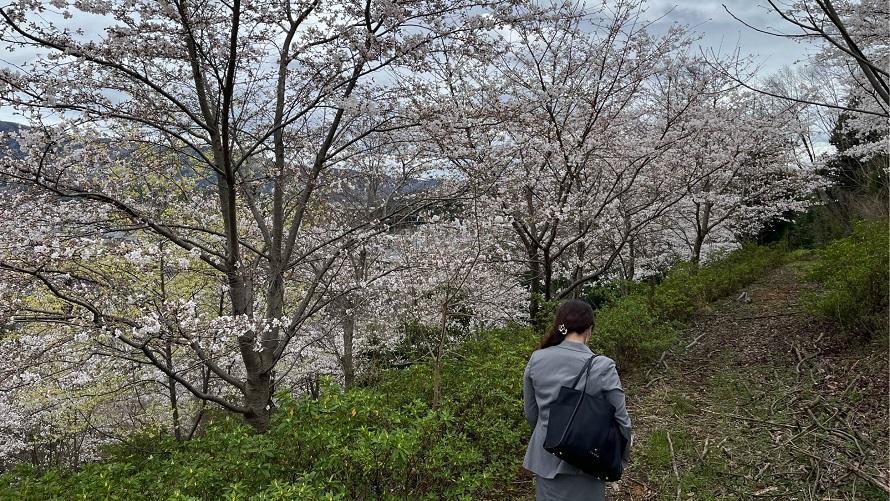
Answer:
[
  {"left": 527, "top": 247, "right": 544, "bottom": 327},
  {"left": 431, "top": 302, "right": 448, "bottom": 408},
  {"left": 341, "top": 300, "right": 356, "bottom": 389},
  {"left": 244, "top": 371, "right": 272, "bottom": 431},
  {"left": 339, "top": 248, "right": 365, "bottom": 389},
  {"left": 164, "top": 339, "right": 182, "bottom": 441},
  {"left": 569, "top": 227, "right": 586, "bottom": 299},
  {"left": 432, "top": 352, "right": 441, "bottom": 408},
  {"left": 621, "top": 237, "right": 635, "bottom": 296},
  {"left": 691, "top": 234, "right": 705, "bottom": 264},
  {"left": 159, "top": 244, "right": 182, "bottom": 440},
  {"left": 542, "top": 250, "right": 553, "bottom": 302},
  {"left": 691, "top": 202, "right": 712, "bottom": 264},
  {"left": 626, "top": 238, "right": 636, "bottom": 281}
]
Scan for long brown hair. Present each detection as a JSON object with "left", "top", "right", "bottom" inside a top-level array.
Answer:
[{"left": 537, "top": 299, "right": 595, "bottom": 350}]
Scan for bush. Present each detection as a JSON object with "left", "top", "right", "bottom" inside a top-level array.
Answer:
[
  {"left": 803, "top": 218, "right": 889, "bottom": 338},
  {"left": 0, "top": 328, "right": 539, "bottom": 501},
  {"left": 653, "top": 245, "right": 787, "bottom": 320},
  {"left": 0, "top": 247, "right": 790, "bottom": 500},
  {"left": 593, "top": 244, "right": 787, "bottom": 366},
  {"left": 592, "top": 294, "right": 678, "bottom": 365}
]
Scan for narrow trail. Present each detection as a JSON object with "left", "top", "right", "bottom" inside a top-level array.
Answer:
[
  {"left": 615, "top": 262, "right": 889, "bottom": 500},
  {"left": 514, "top": 262, "right": 889, "bottom": 500}
]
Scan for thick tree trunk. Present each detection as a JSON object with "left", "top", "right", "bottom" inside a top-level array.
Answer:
[
  {"left": 244, "top": 371, "right": 272, "bottom": 431},
  {"left": 691, "top": 234, "right": 705, "bottom": 264},
  {"left": 542, "top": 251, "right": 553, "bottom": 302},
  {"left": 527, "top": 247, "right": 544, "bottom": 327}
]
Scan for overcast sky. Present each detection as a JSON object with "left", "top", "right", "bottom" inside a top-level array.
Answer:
[
  {"left": 644, "top": 0, "right": 817, "bottom": 75},
  {"left": 0, "top": 0, "right": 818, "bottom": 124}
]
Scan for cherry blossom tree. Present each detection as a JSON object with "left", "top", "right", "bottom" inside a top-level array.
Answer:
[
  {"left": 374, "top": 205, "right": 525, "bottom": 407},
  {"left": 419, "top": 0, "right": 736, "bottom": 322},
  {"left": 725, "top": 0, "right": 888, "bottom": 157},
  {"left": 0, "top": 0, "right": 510, "bottom": 431},
  {"left": 0, "top": 0, "right": 837, "bottom": 461},
  {"left": 659, "top": 78, "right": 825, "bottom": 262}
]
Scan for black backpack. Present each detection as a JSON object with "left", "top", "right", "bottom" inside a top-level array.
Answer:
[{"left": 542, "top": 354, "right": 627, "bottom": 481}]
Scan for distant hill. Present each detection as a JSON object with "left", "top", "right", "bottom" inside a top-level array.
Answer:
[
  {"left": 0, "top": 121, "right": 24, "bottom": 153},
  {"left": 0, "top": 121, "right": 442, "bottom": 202}
]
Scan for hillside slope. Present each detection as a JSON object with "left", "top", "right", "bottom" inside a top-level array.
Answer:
[{"left": 514, "top": 261, "right": 888, "bottom": 500}]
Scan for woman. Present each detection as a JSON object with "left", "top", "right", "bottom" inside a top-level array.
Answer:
[{"left": 522, "top": 299, "right": 632, "bottom": 501}]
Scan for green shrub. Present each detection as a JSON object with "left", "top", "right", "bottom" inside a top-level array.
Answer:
[
  {"left": 0, "top": 328, "right": 539, "bottom": 501},
  {"left": 593, "top": 294, "right": 678, "bottom": 365},
  {"left": 593, "top": 244, "right": 787, "bottom": 365},
  {"left": 0, "top": 246, "right": 790, "bottom": 500},
  {"left": 803, "top": 218, "right": 889, "bottom": 338},
  {"left": 657, "top": 245, "right": 787, "bottom": 318}
]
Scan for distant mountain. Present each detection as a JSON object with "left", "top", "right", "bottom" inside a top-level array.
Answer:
[
  {"left": 0, "top": 121, "right": 24, "bottom": 153},
  {"left": 0, "top": 121, "right": 443, "bottom": 203},
  {"left": 0, "top": 121, "right": 23, "bottom": 133}
]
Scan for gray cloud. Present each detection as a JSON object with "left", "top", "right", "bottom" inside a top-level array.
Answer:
[
  {"left": 642, "top": 0, "right": 817, "bottom": 75},
  {"left": 0, "top": 1, "right": 820, "bottom": 124}
]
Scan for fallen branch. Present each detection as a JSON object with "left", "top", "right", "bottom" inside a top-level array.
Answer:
[
  {"left": 666, "top": 431, "right": 681, "bottom": 501},
  {"left": 788, "top": 443, "right": 890, "bottom": 494},
  {"left": 684, "top": 332, "right": 706, "bottom": 350},
  {"left": 644, "top": 375, "right": 666, "bottom": 389},
  {"left": 699, "top": 408, "right": 799, "bottom": 429},
  {"left": 796, "top": 347, "right": 821, "bottom": 374},
  {"left": 698, "top": 436, "right": 710, "bottom": 461}
]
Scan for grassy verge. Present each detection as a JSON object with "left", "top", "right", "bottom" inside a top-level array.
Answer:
[
  {"left": 593, "top": 244, "right": 788, "bottom": 367},
  {"left": 622, "top": 260, "right": 889, "bottom": 500},
  {"left": 801, "top": 218, "right": 889, "bottom": 339}
]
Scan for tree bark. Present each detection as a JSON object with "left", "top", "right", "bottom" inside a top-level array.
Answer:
[
  {"left": 431, "top": 302, "right": 448, "bottom": 408},
  {"left": 527, "top": 246, "right": 544, "bottom": 327},
  {"left": 159, "top": 244, "right": 182, "bottom": 440},
  {"left": 341, "top": 298, "right": 356, "bottom": 389},
  {"left": 691, "top": 201, "right": 712, "bottom": 264},
  {"left": 244, "top": 371, "right": 272, "bottom": 431},
  {"left": 164, "top": 339, "right": 182, "bottom": 441},
  {"left": 542, "top": 250, "right": 553, "bottom": 302}
]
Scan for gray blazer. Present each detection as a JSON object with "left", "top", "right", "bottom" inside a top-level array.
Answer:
[{"left": 522, "top": 340, "right": 632, "bottom": 479}]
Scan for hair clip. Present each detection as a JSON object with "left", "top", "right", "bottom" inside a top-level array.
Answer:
[{"left": 558, "top": 323, "right": 567, "bottom": 335}]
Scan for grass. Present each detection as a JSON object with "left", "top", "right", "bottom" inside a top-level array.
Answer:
[{"left": 616, "top": 260, "right": 888, "bottom": 500}]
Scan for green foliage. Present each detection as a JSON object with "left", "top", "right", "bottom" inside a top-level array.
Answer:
[
  {"left": 760, "top": 109, "right": 888, "bottom": 249},
  {"left": 0, "top": 246, "right": 790, "bottom": 500},
  {"left": 592, "top": 245, "right": 787, "bottom": 366},
  {"left": 592, "top": 294, "right": 678, "bottom": 365},
  {"left": 357, "top": 312, "right": 475, "bottom": 385},
  {"left": 0, "top": 329, "right": 539, "bottom": 501},
  {"left": 803, "top": 219, "right": 889, "bottom": 338},
  {"left": 654, "top": 245, "right": 788, "bottom": 320}
]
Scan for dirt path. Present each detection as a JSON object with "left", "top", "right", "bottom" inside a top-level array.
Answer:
[{"left": 611, "top": 261, "right": 889, "bottom": 500}]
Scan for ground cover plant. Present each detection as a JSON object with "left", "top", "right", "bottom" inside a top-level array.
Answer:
[{"left": 0, "top": 245, "right": 795, "bottom": 500}]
